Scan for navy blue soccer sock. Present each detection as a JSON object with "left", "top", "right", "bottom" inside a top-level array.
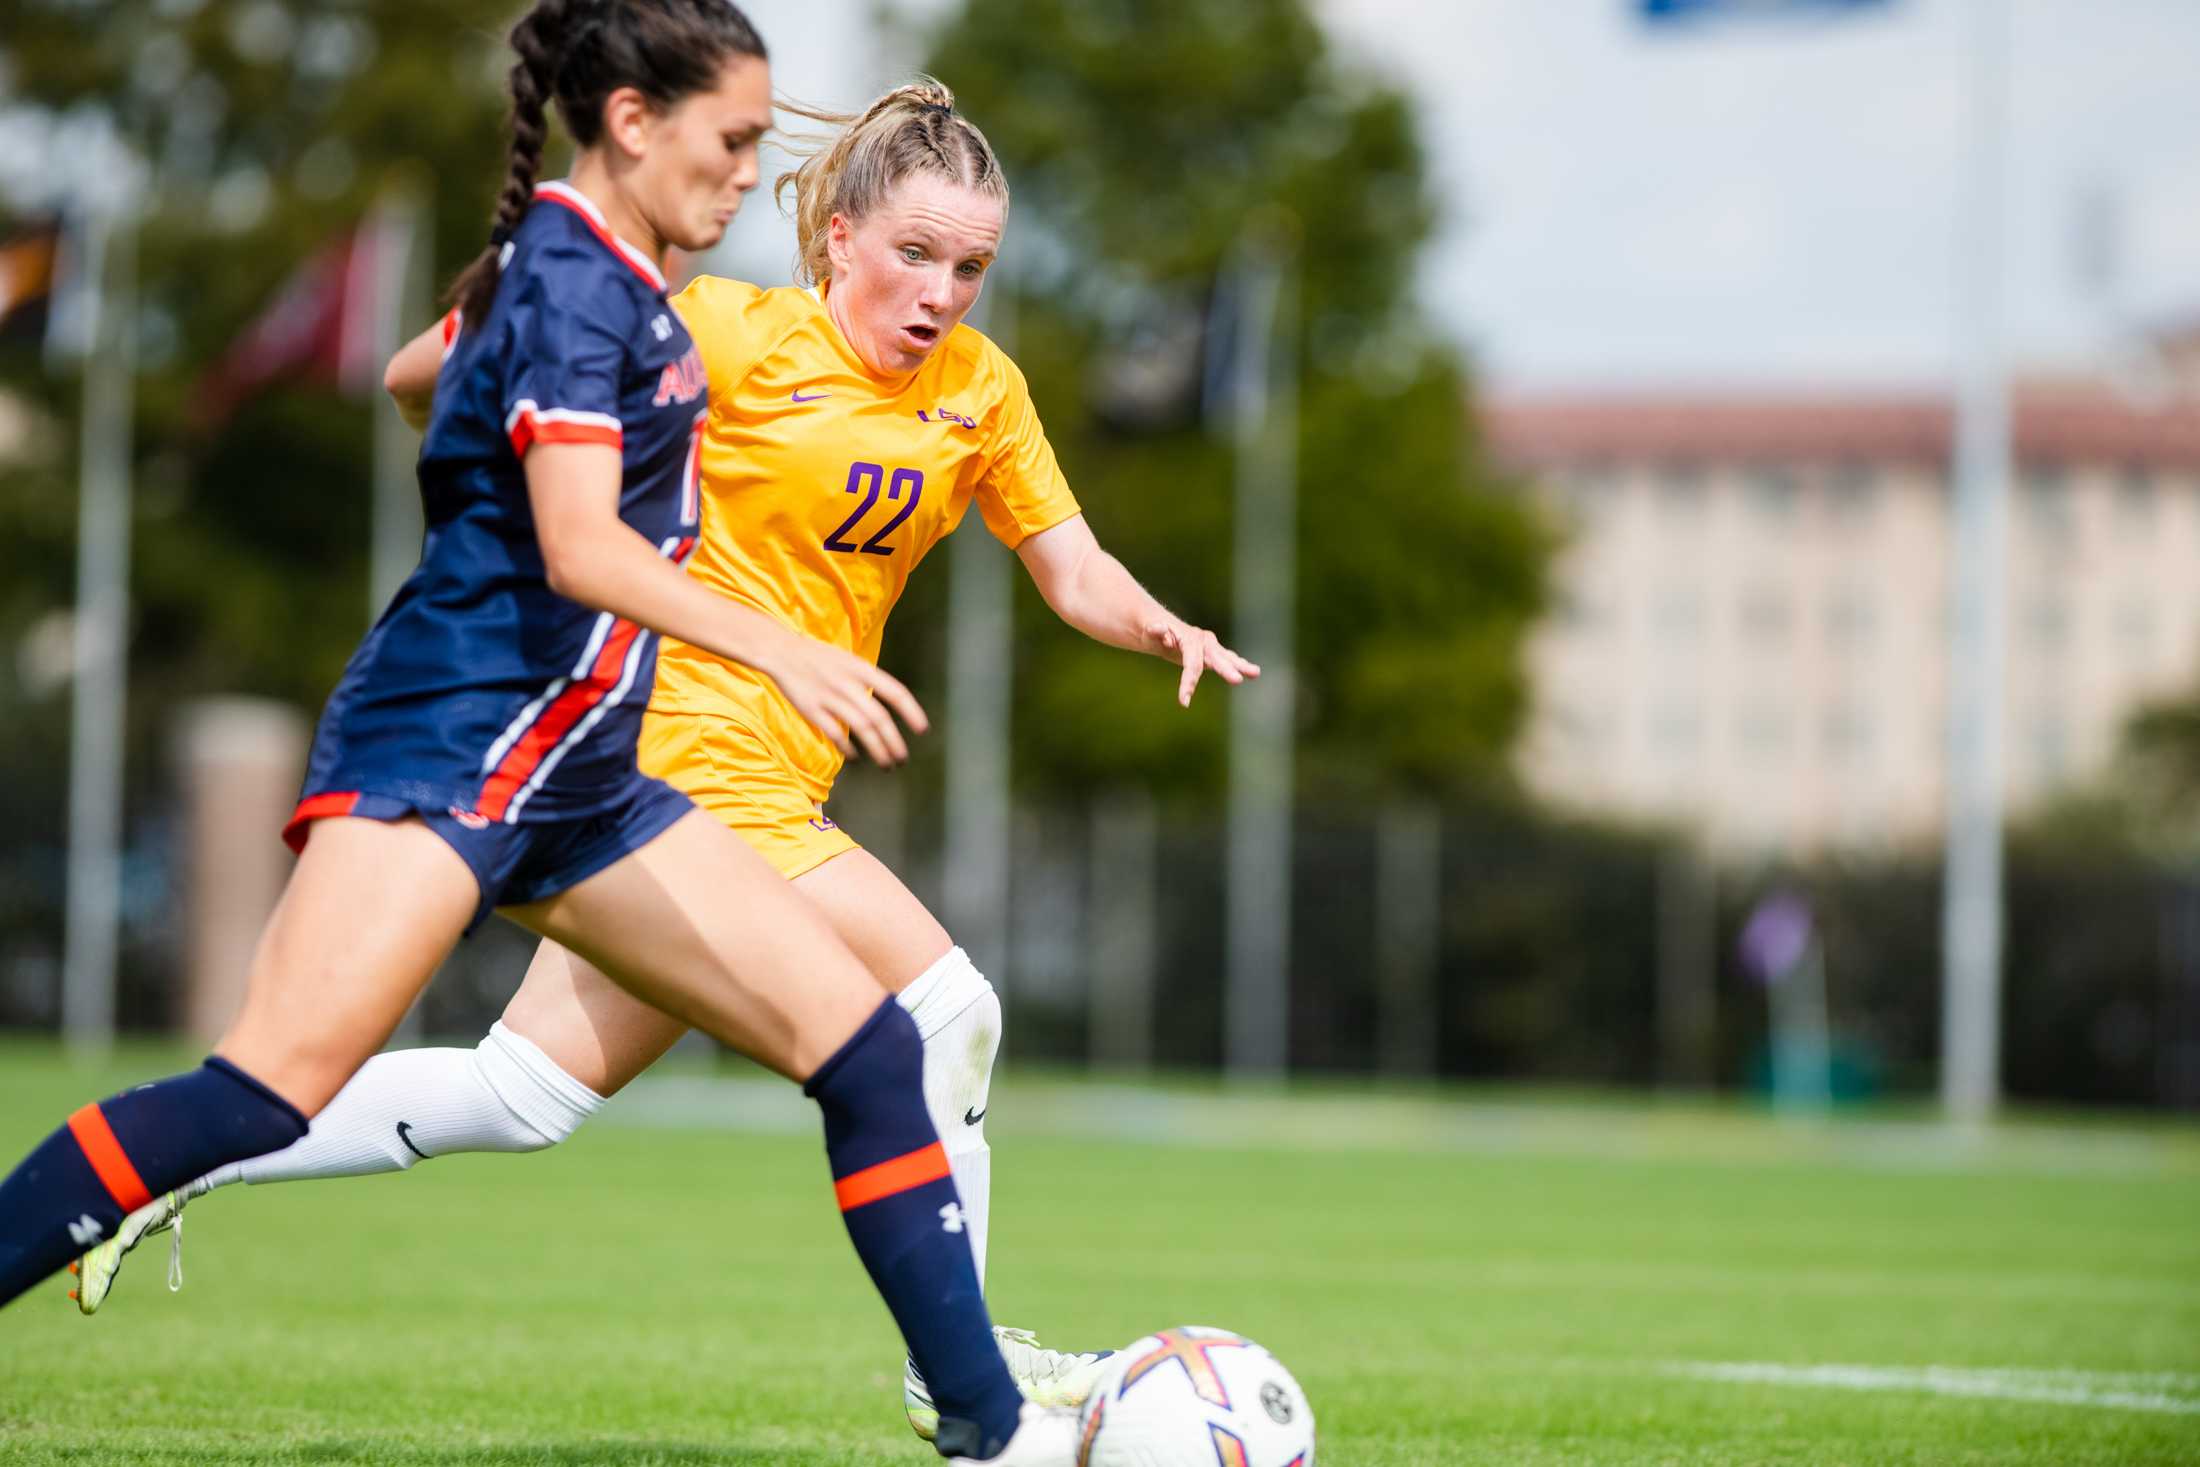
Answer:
[
  {"left": 0, "top": 1057, "right": 308, "bottom": 1309},
  {"left": 806, "top": 999, "right": 1024, "bottom": 1459}
]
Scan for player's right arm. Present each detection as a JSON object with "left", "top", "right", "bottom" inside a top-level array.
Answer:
[
  {"left": 523, "top": 441, "right": 926, "bottom": 767},
  {"left": 383, "top": 314, "right": 456, "bottom": 431}
]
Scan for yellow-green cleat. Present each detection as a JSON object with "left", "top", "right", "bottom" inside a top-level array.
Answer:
[
  {"left": 69, "top": 1189, "right": 189, "bottom": 1315},
  {"left": 904, "top": 1326, "right": 1115, "bottom": 1441}
]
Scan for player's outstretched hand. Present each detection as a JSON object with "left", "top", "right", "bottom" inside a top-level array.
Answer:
[
  {"left": 1149, "top": 619, "right": 1261, "bottom": 708},
  {"left": 764, "top": 632, "right": 929, "bottom": 767}
]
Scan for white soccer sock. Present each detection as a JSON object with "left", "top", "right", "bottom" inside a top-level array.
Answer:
[
  {"left": 199, "top": 1022, "right": 604, "bottom": 1191},
  {"left": 897, "top": 945, "right": 1000, "bottom": 1285}
]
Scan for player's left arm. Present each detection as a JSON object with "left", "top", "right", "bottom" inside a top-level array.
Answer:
[{"left": 1015, "top": 514, "right": 1260, "bottom": 708}]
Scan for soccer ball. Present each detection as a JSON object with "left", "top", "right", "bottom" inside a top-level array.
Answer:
[{"left": 1074, "top": 1325, "right": 1315, "bottom": 1466}]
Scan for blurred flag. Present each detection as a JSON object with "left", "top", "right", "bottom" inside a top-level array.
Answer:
[
  {"left": 1641, "top": 0, "right": 1891, "bottom": 21},
  {"left": 193, "top": 210, "right": 412, "bottom": 426},
  {"left": 0, "top": 218, "right": 61, "bottom": 344},
  {"left": 1737, "top": 889, "right": 1815, "bottom": 984}
]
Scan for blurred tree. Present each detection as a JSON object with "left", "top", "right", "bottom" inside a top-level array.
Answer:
[
  {"left": 0, "top": 0, "right": 1548, "bottom": 819},
  {"left": 904, "top": 0, "right": 1550, "bottom": 804},
  {"left": 2014, "top": 678, "right": 2200, "bottom": 861},
  {"left": 2123, "top": 693, "right": 2200, "bottom": 824},
  {"left": 0, "top": 0, "right": 520, "bottom": 724}
]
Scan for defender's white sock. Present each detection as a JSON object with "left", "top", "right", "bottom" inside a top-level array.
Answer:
[
  {"left": 897, "top": 946, "right": 1000, "bottom": 1285},
  {"left": 199, "top": 1022, "right": 604, "bottom": 1191}
]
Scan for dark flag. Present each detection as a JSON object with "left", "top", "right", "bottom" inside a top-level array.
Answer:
[{"left": 192, "top": 225, "right": 385, "bottom": 427}]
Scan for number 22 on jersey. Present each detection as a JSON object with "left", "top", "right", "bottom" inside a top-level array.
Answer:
[{"left": 823, "top": 461, "right": 923, "bottom": 556}]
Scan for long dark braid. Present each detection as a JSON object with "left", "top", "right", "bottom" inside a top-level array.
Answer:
[{"left": 446, "top": 0, "right": 768, "bottom": 325}]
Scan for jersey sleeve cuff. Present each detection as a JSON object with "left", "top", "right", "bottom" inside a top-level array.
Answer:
[{"left": 505, "top": 401, "right": 624, "bottom": 457}]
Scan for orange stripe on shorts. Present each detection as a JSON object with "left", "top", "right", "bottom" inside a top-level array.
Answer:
[
  {"left": 833, "top": 1141, "right": 950, "bottom": 1212},
  {"left": 66, "top": 1102, "right": 153, "bottom": 1213}
]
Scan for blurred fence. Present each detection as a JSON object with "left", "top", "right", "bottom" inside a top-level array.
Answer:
[{"left": 4, "top": 776, "right": 2196, "bottom": 1112}]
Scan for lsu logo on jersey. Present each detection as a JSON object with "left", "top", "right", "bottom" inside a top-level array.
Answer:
[
  {"left": 916, "top": 407, "right": 977, "bottom": 430},
  {"left": 654, "top": 347, "right": 706, "bottom": 407}
]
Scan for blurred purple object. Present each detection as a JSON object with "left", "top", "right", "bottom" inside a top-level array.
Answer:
[{"left": 1739, "top": 890, "right": 1814, "bottom": 983}]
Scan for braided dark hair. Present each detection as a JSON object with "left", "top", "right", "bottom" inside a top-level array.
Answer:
[{"left": 448, "top": 0, "right": 768, "bottom": 323}]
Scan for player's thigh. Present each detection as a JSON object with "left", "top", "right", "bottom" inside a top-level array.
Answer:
[
  {"left": 650, "top": 710, "right": 947, "bottom": 990},
  {"left": 217, "top": 816, "right": 478, "bottom": 1116},
  {"left": 793, "top": 848, "right": 955, "bottom": 992},
  {"left": 505, "top": 809, "right": 881, "bottom": 1082},
  {"left": 500, "top": 939, "right": 690, "bottom": 1097}
]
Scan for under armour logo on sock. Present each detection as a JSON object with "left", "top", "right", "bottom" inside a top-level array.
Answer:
[
  {"left": 67, "top": 1215, "right": 105, "bottom": 1247},
  {"left": 938, "top": 1203, "right": 966, "bottom": 1235}
]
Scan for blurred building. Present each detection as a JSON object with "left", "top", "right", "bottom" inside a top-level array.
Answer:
[{"left": 1488, "top": 341, "right": 2200, "bottom": 856}]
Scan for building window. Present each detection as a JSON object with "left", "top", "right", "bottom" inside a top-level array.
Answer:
[
  {"left": 1651, "top": 586, "right": 1706, "bottom": 646},
  {"left": 2022, "top": 465, "right": 2075, "bottom": 543},
  {"left": 1823, "top": 586, "right": 1877, "bottom": 651},
  {"left": 2113, "top": 600, "right": 2156, "bottom": 658},
  {"left": 1555, "top": 586, "right": 1614, "bottom": 638},
  {"left": 1649, "top": 700, "right": 1703, "bottom": 762},
  {"left": 1655, "top": 463, "right": 1709, "bottom": 524},
  {"left": 1736, "top": 705, "right": 1792, "bottom": 762},
  {"left": 1821, "top": 705, "right": 1874, "bottom": 765},
  {"left": 2030, "top": 711, "right": 2071, "bottom": 784},
  {"left": 2026, "top": 597, "right": 2071, "bottom": 653},
  {"left": 1561, "top": 463, "right": 1618, "bottom": 522},
  {"left": 1548, "top": 703, "right": 1611, "bottom": 758},
  {"left": 1745, "top": 465, "right": 1800, "bottom": 524},
  {"left": 1825, "top": 464, "right": 1879, "bottom": 528},
  {"left": 1739, "top": 585, "right": 1793, "bottom": 646},
  {"left": 2114, "top": 466, "right": 2155, "bottom": 537}
]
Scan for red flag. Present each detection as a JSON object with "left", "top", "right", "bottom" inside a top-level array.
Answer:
[{"left": 193, "top": 224, "right": 385, "bottom": 426}]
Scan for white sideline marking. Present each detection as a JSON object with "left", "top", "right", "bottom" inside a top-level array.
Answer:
[{"left": 1672, "top": 1362, "right": 2200, "bottom": 1415}]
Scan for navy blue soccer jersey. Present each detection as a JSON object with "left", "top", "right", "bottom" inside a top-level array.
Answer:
[{"left": 291, "top": 181, "right": 708, "bottom": 841}]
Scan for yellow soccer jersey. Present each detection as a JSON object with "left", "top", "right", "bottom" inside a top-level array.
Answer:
[{"left": 655, "top": 275, "right": 1080, "bottom": 796}]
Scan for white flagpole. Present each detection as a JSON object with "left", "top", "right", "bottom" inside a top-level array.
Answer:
[
  {"left": 368, "top": 185, "right": 428, "bottom": 621},
  {"left": 1939, "top": 0, "right": 2013, "bottom": 1124},
  {"left": 942, "top": 275, "right": 1016, "bottom": 982},
  {"left": 1223, "top": 226, "right": 1298, "bottom": 1080},
  {"left": 62, "top": 201, "right": 136, "bottom": 1054}
]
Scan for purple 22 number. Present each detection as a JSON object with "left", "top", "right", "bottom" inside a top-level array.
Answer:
[{"left": 823, "top": 462, "right": 924, "bottom": 556}]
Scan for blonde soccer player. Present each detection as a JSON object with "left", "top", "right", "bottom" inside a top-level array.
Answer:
[{"left": 70, "top": 75, "right": 1257, "bottom": 1442}]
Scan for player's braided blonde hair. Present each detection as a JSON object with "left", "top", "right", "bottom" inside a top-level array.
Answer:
[{"left": 777, "top": 77, "right": 1010, "bottom": 287}]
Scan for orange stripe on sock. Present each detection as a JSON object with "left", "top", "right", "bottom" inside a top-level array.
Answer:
[
  {"left": 833, "top": 1141, "right": 950, "bottom": 1212},
  {"left": 66, "top": 1103, "right": 153, "bottom": 1213}
]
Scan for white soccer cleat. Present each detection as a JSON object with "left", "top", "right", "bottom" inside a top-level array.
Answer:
[
  {"left": 906, "top": 1326, "right": 1116, "bottom": 1441},
  {"left": 944, "top": 1399, "right": 1080, "bottom": 1465},
  {"left": 69, "top": 1188, "right": 190, "bottom": 1315},
  {"left": 993, "top": 1326, "right": 1116, "bottom": 1409}
]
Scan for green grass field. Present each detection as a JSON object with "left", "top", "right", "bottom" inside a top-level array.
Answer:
[{"left": 2, "top": 1041, "right": 2197, "bottom": 1465}]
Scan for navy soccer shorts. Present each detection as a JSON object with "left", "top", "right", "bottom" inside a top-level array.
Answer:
[{"left": 286, "top": 777, "right": 695, "bottom": 932}]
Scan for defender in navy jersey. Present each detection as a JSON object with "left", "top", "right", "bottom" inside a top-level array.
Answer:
[
  {"left": 0, "top": 5, "right": 1054, "bottom": 1460},
  {"left": 292, "top": 180, "right": 706, "bottom": 848}
]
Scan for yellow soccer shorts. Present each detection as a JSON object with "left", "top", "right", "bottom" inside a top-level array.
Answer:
[{"left": 636, "top": 706, "right": 860, "bottom": 879}]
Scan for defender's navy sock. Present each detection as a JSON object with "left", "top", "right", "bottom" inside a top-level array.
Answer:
[
  {"left": 0, "top": 1057, "right": 307, "bottom": 1308},
  {"left": 806, "top": 999, "right": 1023, "bottom": 1459}
]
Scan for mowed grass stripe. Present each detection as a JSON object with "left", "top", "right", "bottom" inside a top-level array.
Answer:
[{"left": 1668, "top": 1362, "right": 2200, "bottom": 1415}]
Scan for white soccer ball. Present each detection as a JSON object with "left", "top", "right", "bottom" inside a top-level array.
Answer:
[{"left": 1074, "top": 1325, "right": 1316, "bottom": 1467}]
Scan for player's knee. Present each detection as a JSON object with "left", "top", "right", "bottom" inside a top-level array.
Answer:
[
  {"left": 903, "top": 947, "right": 1001, "bottom": 1053},
  {"left": 908, "top": 950, "right": 1000, "bottom": 1145},
  {"left": 805, "top": 1000, "right": 929, "bottom": 1123},
  {"left": 471, "top": 1022, "right": 604, "bottom": 1151}
]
